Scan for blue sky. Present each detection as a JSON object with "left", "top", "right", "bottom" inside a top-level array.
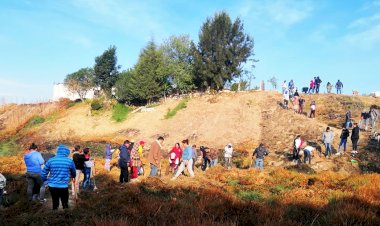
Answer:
[{"left": 0, "top": 0, "right": 379, "bottom": 103}]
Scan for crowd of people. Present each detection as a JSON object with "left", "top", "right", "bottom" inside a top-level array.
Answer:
[{"left": 0, "top": 138, "right": 270, "bottom": 210}]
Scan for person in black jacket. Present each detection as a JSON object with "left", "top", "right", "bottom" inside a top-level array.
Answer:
[
  {"left": 252, "top": 143, "right": 269, "bottom": 172},
  {"left": 72, "top": 145, "right": 87, "bottom": 197},
  {"left": 118, "top": 140, "right": 131, "bottom": 184},
  {"left": 351, "top": 123, "right": 360, "bottom": 154},
  {"left": 315, "top": 76, "right": 322, "bottom": 94},
  {"left": 336, "top": 127, "right": 350, "bottom": 155}
]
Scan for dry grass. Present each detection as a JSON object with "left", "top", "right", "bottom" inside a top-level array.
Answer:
[{"left": 0, "top": 156, "right": 379, "bottom": 225}]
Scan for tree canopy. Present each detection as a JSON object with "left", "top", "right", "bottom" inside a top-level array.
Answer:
[
  {"left": 94, "top": 46, "right": 120, "bottom": 98},
  {"left": 192, "top": 11, "right": 254, "bottom": 91},
  {"left": 64, "top": 67, "right": 95, "bottom": 101}
]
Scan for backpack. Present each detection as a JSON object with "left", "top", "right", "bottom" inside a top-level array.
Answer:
[{"left": 0, "top": 173, "right": 6, "bottom": 189}]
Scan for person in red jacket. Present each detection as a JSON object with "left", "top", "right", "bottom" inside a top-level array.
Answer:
[
  {"left": 168, "top": 143, "right": 182, "bottom": 173},
  {"left": 308, "top": 80, "right": 315, "bottom": 94}
]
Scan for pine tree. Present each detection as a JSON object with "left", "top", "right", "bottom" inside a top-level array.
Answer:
[{"left": 192, "top": 12, "right": 254, "bottom": 91}]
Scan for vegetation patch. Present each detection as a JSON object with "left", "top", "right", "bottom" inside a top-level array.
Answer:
[
  {"left": 112, "top": 103, "right": 132, "bottom": 122},
  {"left": 26, "top": 115, "right": 45, "bottom": 127},
  {"left": 164, "top": 98, "right": 188, "bottom": 119},
  {"left": 0, "top": 138, "right": 20, "bottom": 156},
  {"left": 237, "top": 190, "right": 263, "bottom": 201},
  {"left": 91, "top": 99, "right": 103, "bottom": 111}
]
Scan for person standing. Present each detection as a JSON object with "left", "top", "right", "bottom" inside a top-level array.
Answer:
[
  {"left": 168, "top": 143, "right": 182, "bottom": 173},
  {"left": 104, "top": 144, "right": 115, "bottom": 172},
  {"left": 118, "top": 140, "right": 131, "bottom": 183},
  {"left": 298, "top": 97, "right": 305, "bottom": 114},
  {"left": 293, "top": 135, "right": 303, "bottom": 163},
  {"left": 345, "top": 110, "right": 352, "bottom": 129},
  {"left": 322, "top": 127, "right": 334, "bottom": 158},
  {"left": 191, "top": 144, "right": 198, "bottom": 171},
  {"left": 224, "top": 144, "right": 233, "bottom": 169},
  {"left": 209, "top": 148, "right": 219, "bottom": 167},
  {"left": 130, "top": 143, "right": 142, "bottom": 182},
  {"left": 326, "top": 82, "right": 333, "bottom": 94},
  {"left": 308, "top": 80, "right": 315, "bottom": 94},
  {"left": 336, "top": 80, "right": 343, "bottom": 94},
  {"left": 351, "top": 123, "right": 360, "bottom": 154},
  {"left": 137, "top": 141, "right": 145, "bottom": 175},
  {"left": 252, "top": 143, "right": 269, "bottom": 171},
  {"left": 200, "top": 146, "right": 211, "bottom": 171},
  {"left": 336, "top": 127, "right": 350, "bottom": 155},
  {"left": 370, "top": 107, "right": 379, "bottom": 131},
  {"left": 24, "top": 143, "right": 45, "bottom": 202},
  {"left": 148, "top": 137, "right": 164, "bottom": 177},
  {"left": 82, "top": 148, "right": 93, "bottom": 189},
  {"left": 283, "top": 89, "right": 290, "bottom": 109},
  {"left": 310, "top": 101, "right": 316, "bottom": 118},
  {"left": 72, "top": 145, "right": 86, "bottom": 197},
  {"left": 41, "top": 144, "right": 76, "bottom": 210},
  {"left": 171, "top": 139, "right": 195, "bottom": 180},
  {"left": 282, "top": 80, "right": 287, "bottom": 94},
  {"left": 303, "top": 144, "right": 315, "bottom": 164},
  {"left": 315, "top": 76, "right": 322, "bottom": 94}
]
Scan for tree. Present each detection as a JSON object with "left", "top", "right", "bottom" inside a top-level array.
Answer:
[
  {"left": 268, "top": 76, "right": 278, "bottom": 90},
  {"left": 94, "top": 46, "right": 120, "bottom": 98},
  {"left": 160, "top": 35, "right": 195, "bottom": 94},
  {"left": 192, "top": 11, "right": 254, "bottom": 91},
  {"left": 64, "top": 67, "right": 94, "bottom": 101},
  {"left": 115, "top": 41, "right": 166, "bottom": 105}
]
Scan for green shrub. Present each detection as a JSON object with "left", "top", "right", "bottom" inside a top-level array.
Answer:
[
  {"left": 112, "top": 103, "right": 132, "bottom": 122},
  {"left": 164, "top": 98, "right": 188, "bottom": 119},
  {"left": 27, "top": 116, "right": 45, "bottom": 127},
  {"left": 91, "top": 99, "right": 103, "bottom": 111},
  {"left": 66, "top": 102, "right": 77, "bottom": 109},
  {"left": 237, "top": 190, "right": 263, "bottom": 201}
]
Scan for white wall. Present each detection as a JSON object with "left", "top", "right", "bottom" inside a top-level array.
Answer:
[{"left": 53, "top": 83, "right": 95, "bottom": 101}]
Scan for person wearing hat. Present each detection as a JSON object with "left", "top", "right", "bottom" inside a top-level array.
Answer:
[
  {"left": 41, "top": 144, "right": 76, "bottom": 210},
  {"left": 137, "top": 141, "right": 145, "bottom": 175},
  {"left": 224, "top": 144, "right": 233, "bottom": 169}
]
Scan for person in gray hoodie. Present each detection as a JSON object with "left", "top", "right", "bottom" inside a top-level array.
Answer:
[
  {"left": 322, "top": 127, "right": 334, "bottom": 157},
  {"left": 252, "top": 143, "right": 269, "bottom": 172}
]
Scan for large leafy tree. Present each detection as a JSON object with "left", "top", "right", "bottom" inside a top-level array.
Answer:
[
  {"left": 64, "top": 67, "right": 95, "bottom": 101},
  {"left": 161, "top": 35, "right": 195, "bottom": 94},
  {"left": 94, "top": 45, "right": 120, "bottom": 98},
  {"left": 192, "top": 12, "right": 254, "bottom": 91},
  {"left": 115, "top": 41, "right": 166, "bottom": 105}
]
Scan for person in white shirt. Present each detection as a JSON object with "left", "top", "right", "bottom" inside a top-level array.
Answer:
[
  {"left": 224, "top": 144, "right": 233, "bottom": 169},
  {"left": 283, "top": 89, "right": 290, "bottom": 109},
  {"left": 293, "top": 135, "right": 303, "bottom": 163},
  {"left": 303, "top": 145, "right": 315, "bottom": 164},
  {"left": 282, "top": 80, "right": 287, "bottom": 94}
]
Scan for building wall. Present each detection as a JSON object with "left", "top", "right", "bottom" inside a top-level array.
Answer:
[{"left": 53, "top": 83, "right": 95, "bottom": 101}]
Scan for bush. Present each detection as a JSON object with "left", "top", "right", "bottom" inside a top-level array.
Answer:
[
  {"left": 91, "top": 99, "right": 103, "bottom": 111},
  {"left": 237, "top": 190, "right": 263, "bottom": 201},
  {"left": 27, "top": 116, "right": 45, "bottom": 127},
  {"left": 164, "top": 98, "right": 188, "bottom": 119},
  {"left": 112, "top": 103, "right": 132, "bottom": 122}
]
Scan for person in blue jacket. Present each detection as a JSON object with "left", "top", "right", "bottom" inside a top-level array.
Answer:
[
  {"left": 41, "top": 144, "right": 76, "bottom": 210},
  {"left": 171, "top": 139, "right": 195, "bottom": 180},
  {"left": 23, "top": 143, "right": 45, "bottom": 202}
]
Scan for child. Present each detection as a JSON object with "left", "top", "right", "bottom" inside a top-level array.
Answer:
[{"left": 82, "top": 148, "right": 92, "bottom": 189}]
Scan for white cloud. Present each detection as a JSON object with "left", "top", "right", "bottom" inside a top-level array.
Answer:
[
  {"left": 348, "top": 13, "right": 380, "bottom": 29},
  {"left": 68, "top": 0, "right": 167, "bottom": 42},
  {"left": 345, "top": 24, "right": 380, "bottom": 49},
  {"left": 266, "top": 0, "right": 314, "bottom": 27},
  {"left": 235, "top": 0, "right": 314, "bottom": 28}
]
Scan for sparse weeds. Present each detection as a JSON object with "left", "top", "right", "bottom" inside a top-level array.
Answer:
[
  {"left": 164, "top": 98, "right": 188, "bottom": 119},
  {"left": 111, "top": 103, "right": 132, "bottom": 122},
  {"left": 237, "top": 190, "right": 263, "bottom": 201},
  {"left": 26, "top": 115, "right": 45, "bottom": 127}
]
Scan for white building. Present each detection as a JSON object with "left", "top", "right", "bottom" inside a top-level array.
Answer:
[
  {"left": 370, "top": 91, "right": 380, "bottom": 98},
  {"left": 52, "top": 83, "right": 95, "bottom": 101}
]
